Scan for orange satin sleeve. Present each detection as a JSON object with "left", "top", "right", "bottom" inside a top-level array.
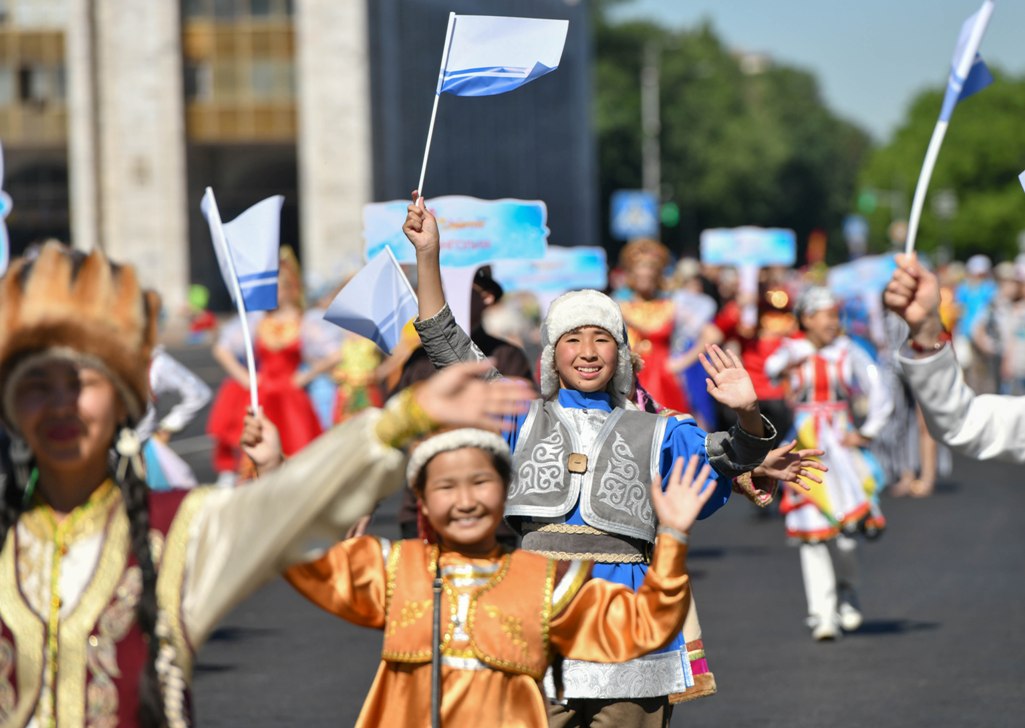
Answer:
[
  {"left": 548, "top": 534, "right": 691, "bottom": 663},
  {"left": 283, "top": 535, "right": 389, "bottom": 629}
]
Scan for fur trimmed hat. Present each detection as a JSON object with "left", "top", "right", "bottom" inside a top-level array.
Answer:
[
  {"left": 539, "top": 289, "right": 632, "bottom": 405},
  {"left": 0, "top": 242, "right": 158, "bottom": 431},
  {"left": 406, "top": 428, "right": 511, "bottom": 486}
]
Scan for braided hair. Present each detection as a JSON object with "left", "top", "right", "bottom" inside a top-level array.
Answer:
[{"left": 113, "top": 450, "right": 167, "bottom": 728}]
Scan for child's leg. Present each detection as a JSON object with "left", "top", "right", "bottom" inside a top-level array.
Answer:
[
  {"left": 800, "top": 541, "right": 838, "bottom": 640},
  {"left": 831, "top": 533, "right": 863, "bottom": 631}
]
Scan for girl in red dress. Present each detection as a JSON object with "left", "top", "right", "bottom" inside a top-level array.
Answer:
[{"left": 207, "top": 247, "right": 326, "bottom": 483}]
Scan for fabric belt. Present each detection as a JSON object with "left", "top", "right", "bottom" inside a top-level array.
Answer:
[{"left": 520, "top": 523, "right": 652, "bottom": 563}]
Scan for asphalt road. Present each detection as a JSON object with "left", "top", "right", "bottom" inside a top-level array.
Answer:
[{"left": 166, "top": 345, "right": 1025, "bottom": 727}]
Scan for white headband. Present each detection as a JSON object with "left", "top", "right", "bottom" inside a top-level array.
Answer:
[{"left": 406, "top": 428, "right": 512, "bottom": 485}]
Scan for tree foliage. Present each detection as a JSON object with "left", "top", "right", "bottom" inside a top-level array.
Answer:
[
  {"left": 859, "top": 70, "right": 1025, "bottom": 261},
  {"left": 593, "top": 5, "right": 871, "bottom": 263}
]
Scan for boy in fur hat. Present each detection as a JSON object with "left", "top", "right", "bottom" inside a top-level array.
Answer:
[{"left": 403, "top": 196, "right": 779, "bottom": 725}]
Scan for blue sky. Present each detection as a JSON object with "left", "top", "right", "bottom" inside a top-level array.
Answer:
[{"left": 608, "top": 0, "right": 1025, "bottom": 142}]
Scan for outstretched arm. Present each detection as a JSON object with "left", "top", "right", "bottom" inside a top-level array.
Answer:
[
  {"left": 403, "top": 192, "right": 446, "bottom": 321},
  {"left": 549, "top": 457, "right": 716, "bottom": 661}
]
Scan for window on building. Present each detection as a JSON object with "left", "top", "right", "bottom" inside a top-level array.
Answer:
[
  {"left": 213, "top": 0, "right": 236, "bottom": 20},
  {"left": 184, "top": 62, "right": 213, "bottom": 101},
  {"left": 0, "top": 66, "right": 12, "bottom": 105}
]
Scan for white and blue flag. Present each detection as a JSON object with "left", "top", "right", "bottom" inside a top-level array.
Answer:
[
  {"left": 323, "top": 246, "right": 418, "bottom": 356},
  {"left": 438, "top": 15, "right": 568, "bottom": 97},
  {"left": 201, "top": 190, "right": 284, "bottom": 311},
  {"left": 0, "top": 141, "right": 12, "bottom": 276},
  {"left": 939, "top": 1, "right": 995, "bottom": 122}
]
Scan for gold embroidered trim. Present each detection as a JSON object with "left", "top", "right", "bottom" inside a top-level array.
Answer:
[
  {"left": 19, "top": 480, "right": 119, "bottom": 545},
  {"left": 58, "top": 502, "right": 130, "bottom": 727},
  {"left": 383, "top": 539, "right": 403, "bottom": 615},
  {"left": 157, "top": 488, "right": 212, "bottom": 680},
  {"left": 531, "top": 550, "right": 645, "bottom": 564},
  {"left": 374, "top": 386, "right": 436, "bottom": 450},
  {"left": 521, "top": 522, "right": 605, "bottom": 536},
  {"left": 0, "top": 527, "right": 45, "bottom": 727},
  {"left": 687, "top": 649, "right": 706, "bottom": 661},
  {"left": 466, "top": 552, "right": 549, "bottom": 679},
  {"left": 540, "top": 559, "right": 555, "bottom": 661},
  {"left": 550, "top": 561, "right": 590, "bottom": 617}
]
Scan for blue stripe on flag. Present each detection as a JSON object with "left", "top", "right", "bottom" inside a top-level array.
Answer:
[
  {"left": 940, "top": 54, "right": 992, "bottom": 122},
  {"left": 440, "top": 62, "right": 557, "bottom": 97},
  {"left": 242, "top": 281, "right": 278, "bottom": 311},
  {"left": 237, "top": 270, "right": 278, "bottom": 284}
]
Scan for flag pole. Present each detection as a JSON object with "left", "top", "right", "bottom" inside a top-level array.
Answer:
[
  {"left": 417, "top": 12, "right": 457, "bottom": 197},
  {"left": 903, "top": 121, "right": 948, "bottom": 256},
  {"left": 205, "top": 187, "right": 261, "bottom": 413},
  {"left": 904, "top": 0, "right": 995, "bottom": 255}
]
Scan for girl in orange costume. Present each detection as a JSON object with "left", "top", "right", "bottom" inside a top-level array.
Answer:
[{"left": 283, "top": 430, "right": 716, "bottom": 727}]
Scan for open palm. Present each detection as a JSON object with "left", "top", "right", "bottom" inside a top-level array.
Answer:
[
  {"left": 699, "top": 344, "right": 757, "bottom": 411},
  {"left": 651, "top": 455, "right": 718, "bottom": 534}
]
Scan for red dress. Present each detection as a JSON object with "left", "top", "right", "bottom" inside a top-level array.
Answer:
[
  {"left": 620, "top": 297, "right": 690, "bottom": 413},
  {"left": 208, "top": 315, "right": 323, "bottom": 473}
]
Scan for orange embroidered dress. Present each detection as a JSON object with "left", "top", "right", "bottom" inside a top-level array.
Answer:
[{"left": 285, "top": 533, "right": 692, "bottom": 727}]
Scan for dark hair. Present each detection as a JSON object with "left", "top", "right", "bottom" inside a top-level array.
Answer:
[
  {"left": 112, "top": 457, "right": 167, "bottom": 728},
  {"left": 412, "top": 447, "right": 512, "bottom": 496},
  {"left": 0, "top": 432, "right": 23, "bottom": 554}
]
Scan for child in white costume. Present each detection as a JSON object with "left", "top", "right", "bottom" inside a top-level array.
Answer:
[{"left": 765, "top": 286, "right": 893, "bottom": 640}]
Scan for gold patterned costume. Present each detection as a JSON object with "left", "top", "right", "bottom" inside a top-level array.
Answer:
[{"left": 285, "top": 532, "right": 692, "bottom": 727}]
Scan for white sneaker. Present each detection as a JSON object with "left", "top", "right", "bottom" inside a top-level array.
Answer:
[
  {"left": 839, "top": 603, "right": 863, "bottom": 632},
  {"left": 811, "top": 620, "right": 839, "bottom": 641}
]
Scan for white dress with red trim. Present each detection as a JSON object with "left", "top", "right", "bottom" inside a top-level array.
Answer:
[{"left": 766, "top": 336, "right": 893, "bottom": 542}]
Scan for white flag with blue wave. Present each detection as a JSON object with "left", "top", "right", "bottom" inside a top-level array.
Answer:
[
  {"left": 939, "top": 2, "right": 995, "bottom": 122},
  {"left": 438, "top": 15, "right": 568, "bottom": 97},
  {"left": 201, "top": 191, "right": 284, "bottom": 311},
  {"left": 0, "top": 141, "right": 12, "bottom": 276},
  {"left": 323, "top": 246, "right": 418, "bottom": 356}
]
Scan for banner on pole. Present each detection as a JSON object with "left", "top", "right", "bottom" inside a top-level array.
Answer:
[{"left": 364, "top": 196, "right": 549, "bottom": 267}]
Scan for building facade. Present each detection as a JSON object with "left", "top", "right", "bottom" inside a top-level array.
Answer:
[{"left": 0, "top": 0, "right": 595, "bottom": 315}]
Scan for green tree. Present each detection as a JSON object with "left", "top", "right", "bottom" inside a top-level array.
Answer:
[
  {"left": 859, "top": 70, "right": 1025, "bottom": 260},
  {"left": 593, "top": 5, "right": 871, "bottom": 264}
]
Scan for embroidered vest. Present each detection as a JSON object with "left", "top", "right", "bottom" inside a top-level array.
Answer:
[
  {"left": 0, "top": 488, "right": 208, "bottom": 728},
  {"left": 380, "top": 540, "right": 557, "bottom": 680},
  {"left": 507, "top": 400, "right": 669, "bottom": 542}
]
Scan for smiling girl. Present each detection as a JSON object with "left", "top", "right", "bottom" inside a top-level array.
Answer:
[
  {"left": 403, "top": 195, "right": 777, "bottom": 724},
  {"left": 0, "top": 243, "right": 529, "bottom": 727},
  {"left": 285, "top": 428, "right": 717, "bottom": 727}
]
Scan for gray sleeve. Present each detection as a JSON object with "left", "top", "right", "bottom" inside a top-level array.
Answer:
[
  {"left": 705, "top": 415, "right": 777, "bottom": 479},
  {"left": 413, "top": 303, "right": 501, "bottom": 381}
]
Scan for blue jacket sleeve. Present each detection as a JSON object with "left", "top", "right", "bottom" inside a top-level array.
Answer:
[{"left": 658, "top": 417, "right": 734, "bottom": 520}]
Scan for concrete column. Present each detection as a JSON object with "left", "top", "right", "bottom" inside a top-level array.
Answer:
[
  {"left": 66, "top": 0, "right": 189, "bottom": 313},
  {"left": 295, "top": 0, "right": 373, "bottom": 286}
]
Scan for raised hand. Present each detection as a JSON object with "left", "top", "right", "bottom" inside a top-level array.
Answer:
[
  {"left": 241, "top": 409, "right": 284, "bottom": 472},
  {"left": 699, "top": 345, "right": 761, "bottom": 431},
  {"left": 402, "top": 191, "right": 440, "bottom": 255},
  {"left": 651, "top": 455, "right": 719, "bottom": 535},
  {"left": 753, "top": 439, "right": 827, "bottom": 493},
  {"left": 414, "top": 360, "right": 532, "bottom": 432},
  {"left": 884, "top": 253, "right": 944, "bottom": 344}
]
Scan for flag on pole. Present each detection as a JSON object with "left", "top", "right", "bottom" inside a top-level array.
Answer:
[
  {"left": 904, "top": 0, "right": 995, "bottom": 255},
  {"left": 323, "top": 247, "right": 419, "bottom": 356},
  {"left": 201, "top": 192, "right": 284, "bottom": 311},
  {"left": 417, "top": 14, "right": 569, "bottom": 195},
  {"left": 0, "top": 141, "right": 12, "bottom": 275},
  {"left": 438, "top": 15, "right": 569, "bottom": 97},
  {"left": 939, "top": 5, "right": 995, "bottom": 122}
]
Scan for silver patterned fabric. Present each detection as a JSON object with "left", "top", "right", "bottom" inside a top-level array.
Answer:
[
  {"left": 507, "top": 401, "right": 668, "bottom": 542},
  {"left": 543, "top": 650, "right": 689, "bottom": 700}
]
